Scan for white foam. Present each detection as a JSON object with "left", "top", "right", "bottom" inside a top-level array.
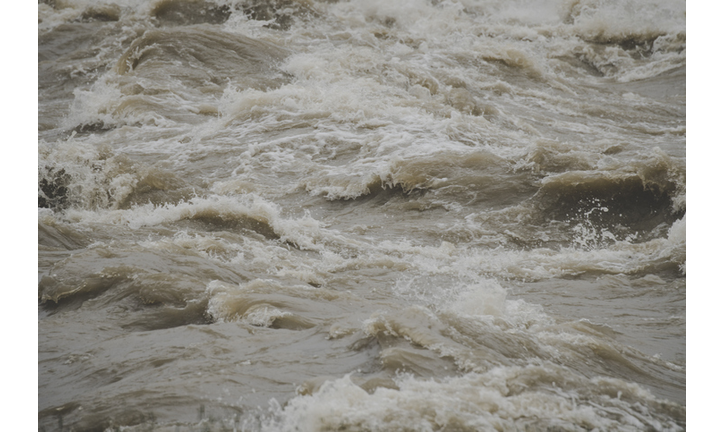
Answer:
[{"left": 261, "top": 367, "right": 683, "bottom": 432}]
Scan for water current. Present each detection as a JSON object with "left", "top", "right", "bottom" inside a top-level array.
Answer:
[{"left": 38, "top": 0, "right": 686, "bottom": 430}]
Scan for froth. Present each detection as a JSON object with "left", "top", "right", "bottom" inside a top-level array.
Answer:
[{"left": 261, "top": 367, "right": 683, "bottom": 432}]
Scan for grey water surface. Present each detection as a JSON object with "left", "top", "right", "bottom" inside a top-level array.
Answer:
[{"left": 39, "top": 0, "right": 685, "bottom": 430}]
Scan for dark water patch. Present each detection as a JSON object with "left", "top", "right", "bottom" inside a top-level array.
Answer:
[
  {"left": 79, "top": 4, "right": 121, "bottom": 22},
  {"left": 476, "top": 48, "right": 543, "bottom": 81},
  {"left": 118, "top": 187, "right": 195, "bottom": 210},
  {"left": 152, "top": 0, "right": 232, "bottom": 26},
  {"left": 304, "top": 172, "right": 427, "bottom": 203},
  {"left": 586, "top": 31, "right": 685, "bottom": 56},
  {"left": 39, "top": 145, "right": 199, "bottom": 211},
  {"left": 37, "top": 153, "right": 118, "bottom": 211},
  {"left": 71, "top": 121, "right": 115, "bottom": 135},
  {"left": 564, "top": 32, "right": 685, "bottom": 78},
  {"left": 239, "top": 0, "right": 319, "bottom": 30},
  {"left": 347, "top": 178, "right": 427, "bottom": 205},
  {"left": 556, "top": 53, "right": 606, "bottom": 77},
  {"left": 184, "top": 212, "right": 280, "bottom": 240},
  {"left": 366, "top": 178, "right": 425, "bottom": 201},
  {"left": 588, "top": 34, "right": 663, "bottom": 58},
  {"left": 536, "top": 173, "right": 683, "bottom": 240},
  {"left": 39, "top": 167, "right": 72, "bottom": 209}
]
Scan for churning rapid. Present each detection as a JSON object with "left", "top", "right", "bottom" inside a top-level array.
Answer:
[{"left": 38, "top": 0, "right": 686, "bottom": 430}]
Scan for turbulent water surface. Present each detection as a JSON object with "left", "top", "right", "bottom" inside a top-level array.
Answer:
[{"left": 38, "top": 0, "right": 685, "bottom": 430}]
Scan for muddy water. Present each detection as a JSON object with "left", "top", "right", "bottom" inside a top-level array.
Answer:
[{"left": 38, "top": 0, "right": 685, "bottom": 430}]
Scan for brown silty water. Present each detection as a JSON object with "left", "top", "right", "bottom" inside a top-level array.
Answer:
[{"left": 39, "top": 0, "right": 685, "bottom": 430}]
